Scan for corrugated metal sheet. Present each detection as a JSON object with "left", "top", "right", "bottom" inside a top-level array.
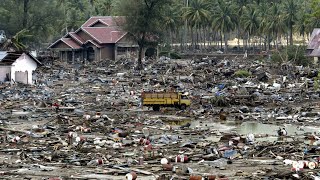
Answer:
[
  {"left": 307, "top": 28, "right": 320, "bottom": 50},
  {"left": 310, "top": 49, "right": 320, "bottom": 57},
  {"left": 0, "top": 51, "right": 7, "bottom": 60},
  {"left": 0, "top": 52, "right": 41, "bottom": 66}
]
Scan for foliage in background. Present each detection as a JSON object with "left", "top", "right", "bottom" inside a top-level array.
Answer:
[
  {"left": 271, "top": 45, "right": 311, "bottom": 66},
  {"left": 0, "top": 0, "right": 319, "bottom": 53},
  {"left": 0, "top": 29, "right": 32, "bottom": 51},
  {"left": 0, "top": 0, "right": 116, "bottom": 49},
  {"left": 114, "top": 0, "right": 172, "bottom": 69}
]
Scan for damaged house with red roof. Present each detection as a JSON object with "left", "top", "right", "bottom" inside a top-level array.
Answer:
[
  {"left": 307, "top": 28, "right": 320, "bottom": 63},
  {"left": 49, "top": 16, "right": 138, "bottom": 63}
]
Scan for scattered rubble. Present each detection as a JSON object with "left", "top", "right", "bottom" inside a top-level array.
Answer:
[{"left": 1, "top": 56, "right": 320, "bottom": 179}]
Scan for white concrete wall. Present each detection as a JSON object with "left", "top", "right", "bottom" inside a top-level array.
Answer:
[
  {"left": 11, "top": 53, "right": 38, "bottom": 84},
  {"left": 0, "top": 66, "right": 11, "bottom": 82}
]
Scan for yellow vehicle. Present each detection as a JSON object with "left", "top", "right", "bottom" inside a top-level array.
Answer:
[{"left": 141, "top": 91, "right": 191, "bottom": 111}]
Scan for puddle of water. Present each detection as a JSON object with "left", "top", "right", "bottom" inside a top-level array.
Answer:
[
  {"left": 162, "top": 118, "right": 319, "bottom": 143},
  {"left": 191, "top": 120, "right": 237, "bottom": 132},
  {"left": 163, "top": 119, "right": 191, "bottom": 126},
  {"left": 237, "top": 122, "right": 318, "bottom": 136},
  {"left": 205, "top": 135, "right": 221, "bottom": 142},
  {"left": 162, "top": 119, "right": 237, "bottom": 142}
]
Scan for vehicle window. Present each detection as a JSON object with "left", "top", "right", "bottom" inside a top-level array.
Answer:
[{"left": 181, "top": 95, "right": 188, "bottom": 99}]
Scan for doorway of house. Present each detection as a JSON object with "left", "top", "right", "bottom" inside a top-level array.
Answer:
[
  {"left": 145, "top": 47, "right": 157, "bottom": 60},
  {"left": 87, "top": 47, "right": 95, "bottom": 62}
]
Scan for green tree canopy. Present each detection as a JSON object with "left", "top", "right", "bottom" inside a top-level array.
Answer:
[
  {"left": 0, "top": 0, "right": 319, "bottom": 54},
  {"left": 115, "top": 0, "right": 172, "bottom": 69}
]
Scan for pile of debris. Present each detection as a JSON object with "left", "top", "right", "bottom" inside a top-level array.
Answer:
[{"left": 0, "top": 56, "right": 320, "bottom": 179}]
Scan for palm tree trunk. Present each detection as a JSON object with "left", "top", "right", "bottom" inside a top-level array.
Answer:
[
  {"left": 89, "top": 0, "right": 94, "bottom": 17},
  {"left": 289, "top": 23, "right": 293, "bottom": 45},
  {"left": 201, "top": 27, "right": 204, "bottom": 51},
  {"left": 267, "top": 35, "right": 271, "bottom": 51},
  {"left": 196, "top": 27, "right": 199, "bottom": 50},
  {"left": 191, "top": 27, "right": 194, "bottom": 50},
  {"left": 237, "top": 26, "right": 240, "bottom": 52},
  {"left": 243, "top": 38, "right": 246, "bottom": 52},
  {"left": 23, "top": 0, "right": 30, "bottom": 28},
  {"left": 220, "top": 31, "right": 223, "bottom": 50},
  {"left": 180, "top": 28, "right": 183, "bottom": 51},
  {"left": 248, "top": 33, "right": 251, "bottom": 53},
  {"left": 203, "top": 27, "right": 206, "bottom": 51},
  {"left": 200, "top": 27, "right": 203, "bottom": 52},
  {"left": 212, "top": 31, "right": 215, "bottom": 48},
  {"left": 266, "top": 36, "right": 268, "bottom": 51},
  {"left": 259, "top": 36, "right": 262, "bottom": 52},
  {"left": 275, "top": 33, "right": 279, "bottom": 50},
  {"left": 169, "top": 30, "right": 173, "bottom": 47},
  {"left": 64, "top": 5, "right": 68, "bottom": 33},
  {"left": 224, "top": 32, "right": 228, "bottom": 53}
]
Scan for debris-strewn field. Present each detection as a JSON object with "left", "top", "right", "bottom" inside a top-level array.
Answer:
[{"left": 1, "top": 56, "right": 320, "bottom": 180}]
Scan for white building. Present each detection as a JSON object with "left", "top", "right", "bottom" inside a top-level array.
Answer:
[
  {"left": 0, "top": 30, "right": 6, "bottom": 43},
  {"left": 0, "top": 51, "right": 41, "bottom": 84}
]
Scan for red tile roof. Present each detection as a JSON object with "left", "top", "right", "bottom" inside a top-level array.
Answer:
[
  {"left": 61, "top": 38, "right": 82, "bottom": 49},
  {"left": 69, "top": 32, "right": 85, "bottom": 44},
  {"left": 48, "top": 38, "right": 81, "bottom": 49},
  {"left": 49, "top": 16, "right": 128, "bottom": 50},
  {"left": 81, "top": 27, "right": 127, "bottom": 44},
  {"left": 84, "top": 40, "right": 102, "bottom": 48},
  {"left": 82, "top": 16, "right": 125, "bottom": 27}
]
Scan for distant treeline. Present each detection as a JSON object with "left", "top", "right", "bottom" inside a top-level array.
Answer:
[{"left": 0, "top": 0, "right": 319, "bottom": 51}]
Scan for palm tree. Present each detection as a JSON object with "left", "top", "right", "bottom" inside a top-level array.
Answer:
[
  {"left": 307, "top": 16, "right": 320, "bottom": 33},
  {"left": 233, "top": 0, "right": 251, "bottom": 51},
  {"left": 23, "top": 0, "right": 30, "bottom": 29},
  {"left": 260, "top": 3, "right": 286, "bottom": 50},
  {"left": 270, "top": 3, "right": 286, "bottom": 49},
  {"left": 257, "top": 2, "right": 270, "bottom": 50},
  {"left": 163, "top": 2, "right": 183, "bottom": 46},
  {"left": 241, "top": 4, "right": 259, "bottom": 52},
  {"left": 57, "top": 0, "right": 70, "bottom": 33},
  {"left": 182, "top": 0, "right": 211, "bottom": 50},
  {"left": 295, "top": 7, "right": 310, "bottom": 45},
  {"left": 283, "top": 0, "right": 298, "bottom": 45},
  {"left": 88, "top": 0, "right": 96, "bottom": 16},
  {"left": 0, "top": 29, "right": 32, "bottom": 51},
  {"left": 211, "top": 0, "right": 237, "bottom": 53},
  {"left": 94, "top": 0, "right": 114, "bottom": 15},
  {"left": 305, "top": 0, "right": 320, "bottom": 37}
]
